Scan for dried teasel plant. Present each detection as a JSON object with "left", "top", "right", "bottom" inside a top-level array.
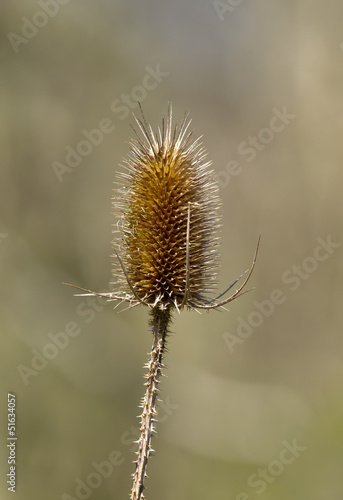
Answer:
[{"left": 65, "top": 104, "right": 260, "bottom": 500}]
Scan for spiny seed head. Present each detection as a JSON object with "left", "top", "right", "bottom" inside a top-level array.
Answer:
[{"left": 111, "top": 105, "right": 221, "bottom": 311}]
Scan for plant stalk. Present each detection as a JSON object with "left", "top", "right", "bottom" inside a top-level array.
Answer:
[{"left": 130, "top": 307, "right": 171, "bottom": 500}]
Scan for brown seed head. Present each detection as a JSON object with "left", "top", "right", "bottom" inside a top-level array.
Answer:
[{"left": 112, "top": 105, "right": 221, "bottom": 310}]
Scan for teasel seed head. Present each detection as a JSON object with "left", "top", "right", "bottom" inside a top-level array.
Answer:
[
  {"left": 111, "top": 104, "right": 222, "bottom": 311},
  {"left": 64, "top": 104, "right": 259, "bottom": 311}
]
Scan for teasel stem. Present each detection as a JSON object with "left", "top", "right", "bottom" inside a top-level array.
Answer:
[{"left": 130, "top": 306, "right": 171, "bottom": 500}]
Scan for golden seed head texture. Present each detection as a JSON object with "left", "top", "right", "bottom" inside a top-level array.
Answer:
[{"left": 112, "top": 105, "right": 221, "bottom": 310}]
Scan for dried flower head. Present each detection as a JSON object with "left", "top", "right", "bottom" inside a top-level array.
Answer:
[
  {"left": 112, "top": 104, "right": 222, "bottom": 311},
  {"left": 65, "top": 104, "right": 259, "bottom": 312}
]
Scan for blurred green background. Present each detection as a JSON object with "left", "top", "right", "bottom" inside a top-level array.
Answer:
[{"left": 1, "top": 1, "right": 343, "bottom": 499}]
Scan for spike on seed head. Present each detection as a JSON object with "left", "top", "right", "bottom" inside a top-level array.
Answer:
[{"left": 111, "top": 104, "right": 222, "bottom": 311}]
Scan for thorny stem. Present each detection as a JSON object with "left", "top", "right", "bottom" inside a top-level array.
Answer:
[{"left": 130, "top": 307, "right": 171, "bottom": 500}]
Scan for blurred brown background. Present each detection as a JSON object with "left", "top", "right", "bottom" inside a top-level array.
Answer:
[{"left": 1, "top": 1, "right": 343, "bottom": 499}]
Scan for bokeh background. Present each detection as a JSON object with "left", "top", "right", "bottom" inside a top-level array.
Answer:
[{"left": 1, "top": 1, "right": 343, "bottom": 499}]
